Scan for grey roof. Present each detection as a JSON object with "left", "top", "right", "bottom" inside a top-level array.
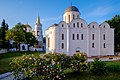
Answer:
[{"left": 64, "top": 6, "right": 79, "bottom": 13}]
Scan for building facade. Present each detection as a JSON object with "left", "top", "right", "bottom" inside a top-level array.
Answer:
[{"left": 46, "top": 6, "right": 114, "bottom": 56}]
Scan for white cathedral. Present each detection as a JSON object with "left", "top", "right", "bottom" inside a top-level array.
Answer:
[{"left": 46, "top": 6, "right": 114, "bottom": 56}]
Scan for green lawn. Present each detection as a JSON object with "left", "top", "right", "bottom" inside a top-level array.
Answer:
[{"left": 0, "top": 51, "right": 44, "bottom": 74}]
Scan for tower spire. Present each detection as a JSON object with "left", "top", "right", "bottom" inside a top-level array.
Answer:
[{"left": 36, "top": 16, "right": 40, "bottom": 24}]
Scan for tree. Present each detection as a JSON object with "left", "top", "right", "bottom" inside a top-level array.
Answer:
[
  {"left": 106, "top": 15, "right": 120, "bottom": 51},
  {"left": 0, "top": 19, "right": 9, "bottom": 49},
  {"left": 6, "top": 23, "right": 37, "bottom": 51},
  {"left": 6, "top": 23, "right": 26, "bottom": 51},
  {"left": 26, "top": 32, "right": 37, "bottom": 51}
]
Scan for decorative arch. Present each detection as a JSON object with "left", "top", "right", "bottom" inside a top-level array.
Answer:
[
  {"left": 75, "top": 47, "right": 81, "bottom": 52},
  {"left": 100, "top": 22, "right": 110, "bottom": 28},
  {"left": 88, "top": 22, "right": 99, "bottom": 28}
]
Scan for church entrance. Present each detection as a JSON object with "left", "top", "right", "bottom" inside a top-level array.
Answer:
[{"left": 75, "top": 47, "right": 81, "bottom": 53}]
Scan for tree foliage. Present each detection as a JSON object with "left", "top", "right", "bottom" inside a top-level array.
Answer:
[
  {"left": 6, "top": 23, "right": 37, "bottom": 51},
  {"left": 0, "top": 19, "right": 9, "bottom": 49},
  {"left": 106, "top": 15, "right": 120, "bottom": 51}
]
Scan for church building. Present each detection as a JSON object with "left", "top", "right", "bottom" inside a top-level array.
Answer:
[{"left": 46, "top": 6, "right": 114, "bottom": 56}]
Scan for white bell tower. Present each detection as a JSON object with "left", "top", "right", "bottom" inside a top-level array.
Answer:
[{"left": 34, "top": 16, "right": 43, "bottom": 49}]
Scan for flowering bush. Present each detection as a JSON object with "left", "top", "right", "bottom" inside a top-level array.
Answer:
[
  {"left": 10, "top": 52, "right": 88, "bottom": 80},
  {"left": 70, "top": 52, "right": 88, "bottom": 72}
]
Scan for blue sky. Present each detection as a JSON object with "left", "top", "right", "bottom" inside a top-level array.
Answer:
[{"left": 0, "top": 0, "right": 120, "bottom": 36}]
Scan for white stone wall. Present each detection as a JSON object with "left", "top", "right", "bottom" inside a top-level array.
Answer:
[{"left": 46, "top": 7, "right": 114, "bottom": 56}]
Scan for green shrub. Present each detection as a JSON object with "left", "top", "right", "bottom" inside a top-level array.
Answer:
[
  {"left": 91, "top": 59, "right": 107, "bottom": 75},
  {"left": 106, "top": 64, "right": 120, "bottom": 72},
  {"left": 70, "top": 52, "right": 88, "bottom": 73}
]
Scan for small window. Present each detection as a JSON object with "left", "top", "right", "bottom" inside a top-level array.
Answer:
[
  {"left": 48, "top": 38, "right": 50, "bottom": 48},
  {"left": 77, "top": 22, "right": 79, "bottom": 28},
  {"left": 77, "top": 15, "right": 79, "bottom": 19},
  {"left": 104, "top": 25, "right": 105, "bottom": 28},
  {"left": 65, "top": 16, "right": 66, "bottom": 22},
  {"left": 73, "top": 34, "right": 75, "bottom": 40},
  {"left": 37, "top": 31, "right": 39, "bottom": 36},
  {"left": 62, "top": 24, "right": 64, "bottom": 27},
  {"left": 93, "top": 25, "right": 94, "bottom": 28},
  {"left": 77, "top": 34, "right": 79, "bottom": 40},
  {"left": 62, "top": 34, "right": 64, "bottom": 40},
  {"left": 73, "top": 14, "right": 75, "bottom": 19},
  {"left": 68, "top": 15, "right": 70, "bottom": 23},
  {"left": 81, "top": 34, "right": 83, "bottom": 40},
  {"left": 73, "top": 23, "right": 75, "bottom": 28},
  {"left": 92, "top": 34, "right": 94, "bottom": 40},
  {"left": 92, "top": 43, "right": 94, "bottom": 48},
  {"left": 104, "top": 43, "right": 106, "bottom": 48},
  {"left": 81, "top": 23, "right": 83, "bottom": 28},
  {"left": 103, "top": 34, "right": 105, "bottom": 40},
  {"left": 62, "top": 43, "right": 64, "bottom": 49}
]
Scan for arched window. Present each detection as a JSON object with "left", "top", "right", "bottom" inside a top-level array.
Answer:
[
  {"left": 92, "top": 34, "right": 94, "bottom": 40},
  {"left": 104, "top": 43, "right": 106, "bottom": 48},
  {"left": 77, "top": 15, "right": 79, "bottom": 19},
  {"left": 62, "top": 24, "right": 64, "bottom": 27},
  {"left": 92, "top": 43, "right": 94, "bottom": 48},
  {"left": 81, "top": 34, "right": 83, "bottom": 40},
  {"left": 68, "top": 15, "right": 70, "bottom": 23},
  {"left": 81, "top": 23, "right": 83, "bottom": 28},
  {"left": 77, "top": 22, "right": 79, "bottom": 28},
  {"left": 93, "top": 25, "right": 94, "bottom": 28},
  {"left": 61, "top": 43, "right": 64, "bottom": 49},
  {"left": 77, "top": 34, "right": 79, "bottom": 40},
  {"left": 22, "top": 45, "right": 25, "bottom": 50},
  {"left": 73, "top": 14, "right": 75, "bottom": 19},
  {"left": 62, "top": 34, "right": 64, "bottom": 40},
  {"left": 103, "top": 34, "right": 105, "bottom": 40},
  {"left": 48, "top": 38, "right": 50, "bottom": 48},
  {"left": 104, "top": 25, "right": 105, "bottom": 28},
  {"left": 73, "top": 34, "right": 75, "bottom": 40},
  {"left": 73, "top": 23, "right": 75, "bottom": 28},
  {"left": 37, "top": 31, "right": 39, "bottom": 36},
  {"left": 65, "top": 16, "right": 66, "bottom": 22}
]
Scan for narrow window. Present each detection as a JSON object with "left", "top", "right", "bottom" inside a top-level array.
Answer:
[
  {"left": 81, "top": 34, "right": 83, "bottom": 40},
  {"left": 37, "top": 31, "right": 39, "bottom": 36},
  {"left": 62, "top": 34, "right": 64, "bottom": 40},
  {"left": 48, "top": 38, "right": 50, "bottom": 48},
  {"left": 62, "top": 43, "right": 64, "bottom": 49},
  {"left": 104, "top": 43, "right": 106, "bottom": 48},
  {"left": 73, "top": 14, "right": 75, "bottom": 19},
  {"left": 65, "top": 16, "right": 66, "bottom": 22},
  {"left": 73, "top": 23, "right": 75, "bottom": 27},
  {"left": 104, "top": 25, "right": 105, "bottom": 28},
  {"left": 77, "top": 34, "right": 79, "bottom": 40},
  {"left": 62, "top": 24, "right": 64, "bottom": 27},
  {"left": 68, "top": 15, "right": 70, "bottom": 23},
  {"left": 73, "top": 34, "right": 75, "bottom": 40},
  {"left": 77, "top": 22, "right": 79, "bottom": 28},
  {"left": 92, "top": 34, "right": 94, "bottom": 40},
  {"left": 93, "top": 25, "right": 94, "bottom": 28},
  {"left": 81, "top": 23, "right": 83, "bottom": 28},
  {"left": 92, "top": 43, "right": 94, "bottom": 48},
  {"left": 77, "top": 15, "right": 79, "bottom": 19},
  {"left": 103, "top": 34, "right": 105, "bottom": 40}
]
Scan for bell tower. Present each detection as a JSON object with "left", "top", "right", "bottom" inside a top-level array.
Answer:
[{"left": 34, "top": 16, "right": 43, "bottom": 50}]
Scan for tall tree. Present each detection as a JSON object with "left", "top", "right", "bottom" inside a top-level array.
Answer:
[
  {"left": 106, "top": 15, "right": 120, "bottom": 51},
  {"left": 6, "top": 23, "right": 26, "bottom": 51},
  {"left": 0, "top": 19, "right": 9, "bottom": 49}
]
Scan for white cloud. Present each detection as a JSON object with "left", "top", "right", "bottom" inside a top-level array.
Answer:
[{"left": 41, "top": 15, "right": 62, "bottom": 23}]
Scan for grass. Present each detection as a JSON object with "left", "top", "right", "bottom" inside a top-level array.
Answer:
[
  {"left": 65, "top": 71, "right": 120, "bottom": 80},
  {"left": 0, "top": 51, "right": 44, "bottom": 74}
]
